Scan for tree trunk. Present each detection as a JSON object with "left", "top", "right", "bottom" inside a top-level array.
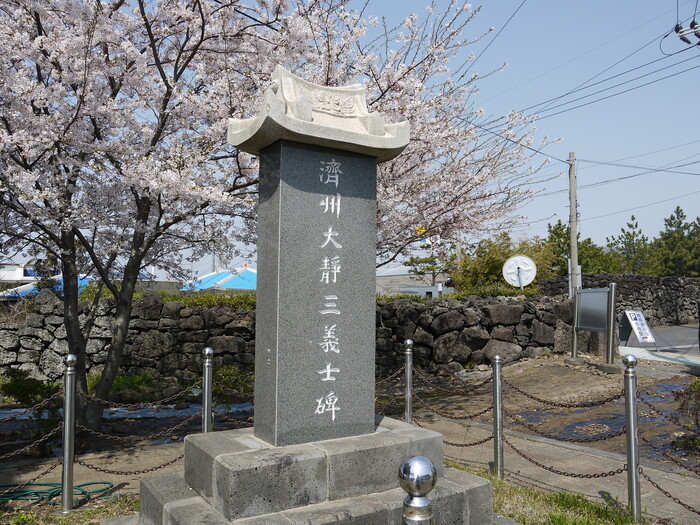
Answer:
[{"left": 84, "top": 261, "right": 141, "bottom": 430}]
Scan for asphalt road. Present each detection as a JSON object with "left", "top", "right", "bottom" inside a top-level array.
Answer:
[{"left": 619, "top": 324, "right": 700, "bottom": 367}]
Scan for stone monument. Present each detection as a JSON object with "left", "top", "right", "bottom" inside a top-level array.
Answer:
[
  {"left": 131, "top": 66, "right": 497, "bottom": 525},
  {"left": 228, "top": 65, "right": 409, "bottom": 446}
]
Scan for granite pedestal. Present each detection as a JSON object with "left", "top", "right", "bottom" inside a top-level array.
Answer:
[{"left": 137, "top": 416, "right": 495, "bottom": 525}]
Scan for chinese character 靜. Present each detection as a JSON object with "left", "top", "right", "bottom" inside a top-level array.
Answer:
[{"left": 320, "top": 256, "right": 341, "bottom": 284}]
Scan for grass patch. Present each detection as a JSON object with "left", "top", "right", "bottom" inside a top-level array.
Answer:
[
  {"left": 0, "top": 494, "right": 138, "bottom": 524},
  {"left": 448, "top": 463, "right": 654, "bottom": 525}
]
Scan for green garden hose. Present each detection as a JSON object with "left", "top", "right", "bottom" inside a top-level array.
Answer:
[{"left": 0, "top": 481, "right": 114, "bottom": 510}]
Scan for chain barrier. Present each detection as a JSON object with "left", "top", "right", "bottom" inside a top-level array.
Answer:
[
  {"left": 75, "top": 410, "right": 202, "bottom": 444},
  {"left": 411, "top": 366, "right": 492, "bottom": 395},
  {"left": 637, "top": 432, "right": 700, "bottom": 476},
  {"left": 637, "top": 393, "right": 700, "bottom": 435},
  {"left": 0, "top": 390, "right": 64, "bottom": 424},
  {"left": 503, "top": 436, "right": 627, "bottom": 479},
  {"left": 412, "top": 418, "right": 495, "bottom": 447},
  {"left": 76, "top": 452, "right": 184, "bottom": 476},
  {"left": 376, "top": 392, "right": 404, "bottom": 414},
  {"left": 413, "top": 391, "right": 492, "bottom": 420},
  {"left": 375, "top": 366, "right": 406, "bottom": 387},
  {"left": 639, "top": 467, "right": 700, "bottom": 516},
  {"left": 502, "top": 407, "right": 626, "bottom": 443},
  {"left": 0, "top": 458, "right": 62, "bottom": 500},
  {"left": 78, "top": 379, "right": 203, "bottom": 410},
  {"left": 0, "top": 423, "right": 63, "bottom": 461},
  {"left": 501, "top": 376, "right": 624, "bottom": 408}
]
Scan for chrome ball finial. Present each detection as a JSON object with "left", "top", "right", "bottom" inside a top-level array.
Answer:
[
  {"left": 398, "top": 456, "right": 437, "bottom": 496},
  {"left": 622, "top": 354, "right": 637, "bottom": 369},
  {"left": 202, "top": 347, "right": 214, "bottom": 358},
  {"left": 64, "top": 354, "right": 77, "bottom": 367}
]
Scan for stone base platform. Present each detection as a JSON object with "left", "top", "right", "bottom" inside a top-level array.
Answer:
[{"left": 134, "top": 416, "right": 496, "bottom": 525}]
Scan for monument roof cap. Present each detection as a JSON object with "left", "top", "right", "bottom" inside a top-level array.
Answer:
[{"left": 227, "top": 66, "right": 410, "bottom": 163}]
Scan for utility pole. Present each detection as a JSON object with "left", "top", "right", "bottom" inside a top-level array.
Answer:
[{"left": 568, "top": 152, "right": 580, "bottom": 296}]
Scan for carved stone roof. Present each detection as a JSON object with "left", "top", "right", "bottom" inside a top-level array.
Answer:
[{"left": 227, "top": 66, "right": 410, "bottom": 163}]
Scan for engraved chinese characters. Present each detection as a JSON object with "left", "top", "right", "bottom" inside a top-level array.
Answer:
[
  {"left": 253, "top": 141, "right": 377, "bottom": 446},
  {"left": 315, "top": 158, "right": 344, "bottom": 421}
]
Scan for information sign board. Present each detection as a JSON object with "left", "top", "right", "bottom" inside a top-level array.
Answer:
[{"left": 623, "top": 310, "right": 655, "bottom": 343}]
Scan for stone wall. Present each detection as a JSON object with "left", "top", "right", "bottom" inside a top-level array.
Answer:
[
  {"left": 1, "top": 290, "right": 611, "bottom": 381},
  {"left": 539, "top": 274, "right": 700, "bottom": 326}
]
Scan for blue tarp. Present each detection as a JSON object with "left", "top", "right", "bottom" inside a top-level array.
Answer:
[
  {"left": 0, "top": 275, "right": 92, "bottom": 299},
  {"left": 182, "top": 268, "right": 257, "bottom": 291}
]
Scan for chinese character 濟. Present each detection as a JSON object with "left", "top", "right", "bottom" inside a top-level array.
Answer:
[{"left": 319, "top": 159, "right": 342, "bottom": 187}]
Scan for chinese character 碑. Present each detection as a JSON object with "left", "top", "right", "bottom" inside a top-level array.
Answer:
[{"left": 315, "top": 391, "right": 340, "bottom": 421}]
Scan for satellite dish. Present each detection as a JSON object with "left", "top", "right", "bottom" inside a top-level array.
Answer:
[{"left": 502, "top": 255, "right": 537, "bottom": 289}]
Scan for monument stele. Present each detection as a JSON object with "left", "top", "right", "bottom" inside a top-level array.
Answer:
[{"left": 228, "top": 65, "right": 409, "bottom": 446}]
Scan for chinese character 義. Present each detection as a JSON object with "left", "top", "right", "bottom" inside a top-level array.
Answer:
[{"left": 319, "top": 324, "right": 340, "bottom": 354}]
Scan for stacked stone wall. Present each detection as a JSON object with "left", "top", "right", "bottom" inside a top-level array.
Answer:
[
  {"left": 1, "top": 274, "right": 697, "bottom": 380},
  {"left": 539, "top": 274, "right": 700, "bottom": 326}
]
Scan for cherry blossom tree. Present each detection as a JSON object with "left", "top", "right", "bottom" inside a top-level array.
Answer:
[{"left": 0, "top": 0, "right": 552, "bottom": 427}]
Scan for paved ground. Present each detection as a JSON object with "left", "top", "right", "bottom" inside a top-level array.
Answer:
[{"left": 620, "top": 324, "right": 700, "bottom": 368}]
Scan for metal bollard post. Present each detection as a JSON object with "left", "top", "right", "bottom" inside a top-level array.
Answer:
[
  {"left": 61, "top": 354, "right": 77, "bottom": 514},
  {"left": 492, "top": 355, "right": 504, "bottom": 479},
  {"left": 572, "top": 286, "right": 580, "bottom": 359},
  {"left": 623, "top": 354, "right": 641, "bottom": 521},
  {"left": 398, "top": 456, "right": 436, "bottom": 524},
  {"left": 202, "top": 347, "right": 214, "bottom": 433},
  {"left": 606, "top": 283, "right": 618, "bottom": 365},
  {"left": 404, "top": 339, "right": 413, "bottom": 424}
]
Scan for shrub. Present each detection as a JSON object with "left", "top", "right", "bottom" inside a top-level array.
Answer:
[{"left": 213, "top": 365, "right": 254, "bottom": 404}]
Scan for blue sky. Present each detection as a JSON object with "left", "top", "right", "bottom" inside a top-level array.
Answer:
[{"left": 376, "top": 0, "right": 700, "bottom": 246}]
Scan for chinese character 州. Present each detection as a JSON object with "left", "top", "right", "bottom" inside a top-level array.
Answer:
[
  {"left": 315, "top": 392, "right": 340, "bottom": 421},
  {"left": 320, "top": 194, "right": 341, "bottom": 218}
]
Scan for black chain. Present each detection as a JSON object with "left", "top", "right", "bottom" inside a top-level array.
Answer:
[
  {"left": 0, "top": 390, "right": 64, "bottom": 423},
  {"left": 502, "top": 407, "right": 626, "bottom": 443},
  {"left": 376, "top": 392, "right": 404, "bottom": 414},
  {"left": 638, "top": 432, "right": 700, "bottom": 476},
  {"left": 637, "top": 393, "right": 700, "bottom": 435},
  {"left": 412, "top": 366, "right": 492, "bottom": 395},
  {"left": 0, "top": 458, "right": 62, "bottom": 498},
  {"left": 503, "top": 436, "right": 627, "bottom": 478},
  {"left": 412, "top": 418, "right": 495, "bottom": 447},
  {"left": 375, "top": 366, "right": 406, "bottom": 387},
  {"left": 0, "top": 423, "right": 63, "bottom": 460},
  {"left": 75, "top": 411, "right": 202, "bottom": 444},
  {"left": 502, "top": 376, "right": 623, "bottom": 408},
  {"left": 76, "top": 452, "right": 184, "bottom": 476},
  {"left": 413, "top": 392, "right": 492, "bottom": 420},
  {"left": 79, "top": 379, "right": 203, "bottom": 410},
  {"left": 639, "top": 467, "right": 700, "bottom": 516}
]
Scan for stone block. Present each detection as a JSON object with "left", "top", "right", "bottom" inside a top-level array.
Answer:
[
  {"left": 164, "top": 496, "right": 230, "bottom": 525},
  {"left": 445, "top": 467, "right": 493, "bottom": 525},
  {"left": 312, "top": 430, "right": 409, "bottom": 500},
  {"left": 282, "top": 496, "right": 390, "bottom": 524},
  {"left": 184, "top": 429, "right": 265, "bottom": 503},
  {"left": 214, "top": 443, "right": 327, "bottom": 520},
  {"left": 139, "top": 473, "right": 194, "bottom": 525}
]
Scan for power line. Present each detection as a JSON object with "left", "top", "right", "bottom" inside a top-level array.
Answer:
[
  {"left": 521, "top": 51, "right": 700, "bottom": 114},
  {"left": 464, "top": 0, "right": 529, "bottom": 76},
  {"left": 535, "top": 60, "right": 700, "bottom": 119},
  {"left": 462, "top": 119, "right": 569, "bottom": 164},
  {"left": 580, "top": 189, "right": 700, "bottom": 222}
]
